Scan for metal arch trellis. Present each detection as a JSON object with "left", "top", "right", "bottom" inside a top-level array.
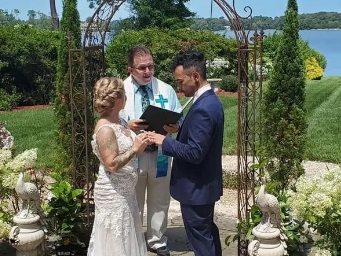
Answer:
[
  {"left": 213, "top": 1, "right": 265, "bottom": 255},
  {"left": 68, "top": 0, "right": 265, "bottom": 254}
]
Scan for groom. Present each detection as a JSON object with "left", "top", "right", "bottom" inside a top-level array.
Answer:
[{"left": 149, "top": 50, "right": 224, "bottom": 256}]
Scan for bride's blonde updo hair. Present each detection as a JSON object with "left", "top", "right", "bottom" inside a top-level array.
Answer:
[{"left": 94, "top": 77, "right": 125, "bottom": 114}]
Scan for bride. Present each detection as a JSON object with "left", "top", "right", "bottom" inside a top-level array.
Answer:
[{"left": 88, "top": 77, "right": 149, "bottom": 256}]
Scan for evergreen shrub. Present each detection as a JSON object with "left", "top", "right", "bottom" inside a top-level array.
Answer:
[
  {"left": 262, "top": 0, "right": 308, "bottom": 190},
  {"left": 219, "top": 75, "right": 238, "bottom": 92}
]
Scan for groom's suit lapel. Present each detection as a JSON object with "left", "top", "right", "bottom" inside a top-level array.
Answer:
[{"left": 177, "top": 89, "right": 215, "bottom": 137}]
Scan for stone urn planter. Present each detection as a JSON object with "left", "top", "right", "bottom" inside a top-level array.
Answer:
[{"left": 9, "top": 215, "right": 45, "bottom": 256}]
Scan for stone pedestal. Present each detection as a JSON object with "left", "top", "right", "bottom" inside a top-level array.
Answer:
[
  {"left": 248, "top": 222, "right": 287, "bottom": 256},
  {"left": 207, "top": 78, "right": 222, "bottom": 92},
  {"left": 9, "top": 214, "right": 45, "bottom": 256}
]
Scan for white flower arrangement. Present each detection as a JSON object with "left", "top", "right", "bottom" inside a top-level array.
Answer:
[
  {"left": 0, "top": 124, "right": 38, "bottom": 190},
  {"left": 0, "top": 148, "right": 38, "bottom": 189},
  {"left": 5, "top": 148, "right": 38, "bottom": 173},
  {"left": 315, "top": 248, "right": 332, "bottom": 256},
  {"left": 288, "top": 168, "right": 341, "bottom": 221},
  {"left": 288, "top": 167, "right": 341, "bottom": 253}
]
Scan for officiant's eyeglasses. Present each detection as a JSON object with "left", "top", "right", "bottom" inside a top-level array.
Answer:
[{"left": 132, "top": 64, "right": 155, "bottom": 72}]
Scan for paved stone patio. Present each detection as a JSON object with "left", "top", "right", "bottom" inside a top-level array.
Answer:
[{"left": 150, "top": 215, "right": 238, "bottom": 256}]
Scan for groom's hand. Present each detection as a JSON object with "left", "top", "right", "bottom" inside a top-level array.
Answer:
[
  {"left": 163, "top": 123, "right": 179, "bottom": 134},
  {"left": 128, "top": 119, "right": 149, "bottom": 132},
  {"left": 147, "top": 132, "right": 166, "bottom": 145}
]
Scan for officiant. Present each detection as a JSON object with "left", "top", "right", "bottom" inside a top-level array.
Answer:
[{"left": 121, "top": 45, "right": 182, "bottom": 256}]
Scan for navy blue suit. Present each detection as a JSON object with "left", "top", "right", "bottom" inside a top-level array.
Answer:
[{"left": 162, "top": 89, "right": 224, "bottom": 256}]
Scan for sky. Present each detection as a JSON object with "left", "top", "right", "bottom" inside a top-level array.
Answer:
[{"left": 1, "top": 0, "right": 340, "bottom": 21}]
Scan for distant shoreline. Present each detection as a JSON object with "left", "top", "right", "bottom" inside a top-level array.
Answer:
[
  {"left": 221, "top": 28, "right": 341, "bottom": 32},
  {"left": 310, "top": 28, "right": 341, "bottom": 31}
]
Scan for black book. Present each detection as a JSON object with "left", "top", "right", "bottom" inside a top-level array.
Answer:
[{"left": 140, "top": 105, "right": 183, "bottom": 135}]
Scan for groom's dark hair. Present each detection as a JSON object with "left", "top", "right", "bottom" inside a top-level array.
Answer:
[{"left": 170, "top": 50, "right": 207, "bottom": 80}]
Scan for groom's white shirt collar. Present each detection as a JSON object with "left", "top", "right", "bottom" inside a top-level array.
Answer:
[{"left": 193, "top": 84, "right": 211, "bottom": 103}]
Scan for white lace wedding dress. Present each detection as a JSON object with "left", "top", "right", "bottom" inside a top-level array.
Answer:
[{"left": 87, "top": 119, "right": 147, "bottom": 256}]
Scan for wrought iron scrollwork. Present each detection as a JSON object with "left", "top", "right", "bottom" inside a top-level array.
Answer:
[{"left": 68, "top": 1, "right": 264, "bottom": 254}]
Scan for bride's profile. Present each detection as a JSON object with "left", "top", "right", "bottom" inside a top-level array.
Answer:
[{"left": 87, "top": 77, "right": 148, "bottom": 256}]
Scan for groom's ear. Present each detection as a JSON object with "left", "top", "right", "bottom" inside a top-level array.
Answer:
[
  {"left": 127, "top": 67, "right": 132, "bottom": 74},
  {"left": 192, "top": 71, "right": 200, "bottom": 84}
]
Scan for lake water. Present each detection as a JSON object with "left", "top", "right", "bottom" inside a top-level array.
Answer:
[{"left": 221, "top": 29, "right": 341, "bottom": 76}]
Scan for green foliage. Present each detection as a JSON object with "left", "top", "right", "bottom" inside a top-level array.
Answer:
[
  {"left": 106, "top": 28, "right": 237, "bottom": 86},
  {"left": 130, "top": 0, "right": 194, "bottom": 30},
  {"left": 305, "top": 57, "right": 324, "bottom": 80},
  {"left": 299, "top": 40, "right": 327, "bottom": 70},
  {"left": 0, "top": 201, "right": 13, "bottom": 225},
  {"left": 0, "top": 88, "right": 21, "bottom": 111},
  {"left": 0, "top": 9, "right": 19, "bottom": 26},
  {"left": 262, "top": 0, "right": 308, "bottom": 190},
  {"left": 108, "top": 0, "right": 195, "bottom": 34},
  {"left": 190, "top": 17, "right": 229, "bottom": 31},
  {"left": 242, "top": 12, "right": 341, "bottom": 30},
  {"left": 263, "top": 32, "right": 327, "bottom": 71},
  {"left": 219, "top": 75, "right": 238, "bottom": 92},
  {"left": 54, "top": 0, "right": 81, "bottom": 172},
  {"left": 112, "top": 11, "right": 341, "bottom": 34},
  {"left": 26, "top": 11, "right": 54, "bottom": 30},
  {"left": 47, "top": 173, "right": 84, "bottom": 245},
  {"left": 0, "top": 24, "right": 60, "bottom": 106}
]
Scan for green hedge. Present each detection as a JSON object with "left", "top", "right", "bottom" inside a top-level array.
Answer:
[
  {"left": 219, "top": 75, "right": 238, "bottom": 92},
  {"left": 0, "top": 24, "right": 60, "bottom": 108},
  {"left": 105, "top": 28, "right": 238, "bottom": 86}
]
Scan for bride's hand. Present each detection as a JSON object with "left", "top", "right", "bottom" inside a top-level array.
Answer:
[{"left": 133, "top": 133, "right": 149, "bottom": 155}]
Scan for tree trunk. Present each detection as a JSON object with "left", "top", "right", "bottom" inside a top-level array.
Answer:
[{"left": 50, "top": 0, "right": 60, "bottom": 30}]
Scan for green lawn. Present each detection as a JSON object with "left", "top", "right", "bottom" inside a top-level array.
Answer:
[
  {"left": 1, "top": 76, "right": 340, "bottom": 170},
  {"left": 0, "top": 108, "right": 58, "bottom": 169},
  {"left": 304, "top": 77, "right": 341, "bottom": 163}
]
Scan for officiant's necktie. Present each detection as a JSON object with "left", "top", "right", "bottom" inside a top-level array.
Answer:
[
  {"left": 140, "top": 86, "right": 157, "bottom": 152},
  {"left": 140, "top": 86, "right": 150, "bottom": 112}
]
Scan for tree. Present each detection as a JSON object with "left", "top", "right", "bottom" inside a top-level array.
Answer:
[
  {"left": 129, "top": 0, "right": 195, "bottom": 30},
  {"left": 50, "top": 0, "right": 60, "bottom": 30},
  {"left": 87, "top": 0, "right": 102, "bottom": 9},
  {"left": 13, "top": 9, "right": 20, "bottom": 20},
  {"left": 0, "top": 9, "right": 17, "bottom": 25},
  {"left": 30, "top": 12, "right": 53, "bottom": 29},
  {"left": 90, "top": 0, "right": 195, "bottom": 31},
  {"left": 262, "top": 0, "right": 307, "bottom": 190},
  {"left": 54, "top": 0, "right": 81, "bottom": 172},
  {"left": 27, "top": 10, "right": 36, "bottom": 21}
]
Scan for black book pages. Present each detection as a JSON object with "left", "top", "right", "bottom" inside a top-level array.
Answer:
[{"left": 140, "top": 105, "right": 182, "bottom": 135}]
